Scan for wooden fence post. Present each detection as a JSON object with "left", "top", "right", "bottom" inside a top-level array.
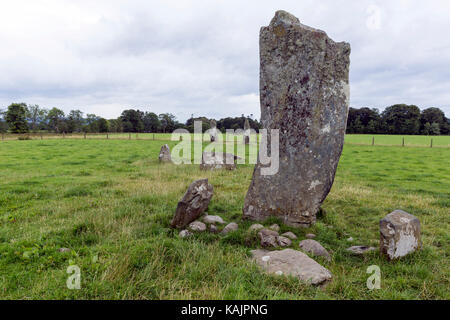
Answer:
[
  {"left": 153, "top": 133, "right": 155, "bottom": 140},
  {"left": 107, "top": 133, "right": 109, "bottom": 139},
  {"left": 372, "top": 136, "right": 374, "bottom": 146},
  {"left": 402, "top": 137, "right": 405, "bottom": 147},
  {"left": 84, "top": 132, "right": 86, "bottom": 139},
  {"left": 1, "top": 133, "right": 4, "bottom": 141},
  {"left": 431, "top": 138, "right": 433, "bottom": 148}
]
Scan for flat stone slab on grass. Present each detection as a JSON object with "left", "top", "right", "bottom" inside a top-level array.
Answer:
[
  {"left": 251, "top": 249, "right": 332, "bottom": 285},
  {"left": 347, "top": 246, "right": 377, "bottom": 255},
  {"left": 221, "top": 222, "right": 238, "bottom": 235},
  {"left": 202, "top": 215, "right": 225, "bottom": 225},
  {"left": 299, "top": 239, "right": 331, "bottom": 262}
]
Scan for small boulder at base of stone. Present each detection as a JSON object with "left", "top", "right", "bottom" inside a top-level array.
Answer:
[
  {"left": 306, "top": 233, "right": 316, "bottom": 239},
  {"left": 251, "top": 249, "right": 332, "bottom": 285},
  {"left": 209, "top": 224, "right": 219, "bottom": 233},
  {"left": 159, "top": 144, "right": 171, "bottom": 163},
  {"left": 179, "top": 230, "right": 193, "bottom": 238},
  {"left": 188, "top": 221, "right": 207, "bottom": 232},
  {"left": 221, "top": 222, "right": 238, "bottom": 235},
  {"left": 249, "top": 224, "right": 265, "bottom": 232},
  {"left": 281, "top": 232, "right": 298, "bottom": 240},
  {"left": 380, "top": 210, "right": 421, "bottom": 260},
  {"left": 258, "top": 229, "right": 279, "bottom": 248},
  {"left": 277, "top": 236, "right": 292, "bottom": 247},
  {"left": 203, "top": 215, "right": 225, "bottom": 225},
  {"left": 269, "top": 224, "right": 280, "bottom": 232},
  {"left": 299, "top": 239, "right": 331, "bottom": 262},
  {"left": 347, "top": 246, "right": 377, "bottom": 255},
  {"left": 171, "top": 179, "right": 214, "bottom": 229}
]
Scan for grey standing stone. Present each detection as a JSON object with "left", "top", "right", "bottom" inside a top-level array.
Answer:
[
  {"left": 242, "top": 10, "right": 351, "bottom": 228},
  {"left": 158, "top": 144, "right": 172, "bottom": 163},
  {"left": 210, "top": 119, "right": 218, "bottom": 142},
  {"left": 171, "top": 179, "right": 214, "bottom": 229},
  {"left": 244, "top": 118, "right": 251, "bottom": 144},
  {"left": 380, "top": 210, "right": 421, "bottom": 260},
  {"left": 299, "top": 239, "right": 331, "bottom": 262},
  {"left": 251, "top": 249, "right": 332, "bottom": 285}
]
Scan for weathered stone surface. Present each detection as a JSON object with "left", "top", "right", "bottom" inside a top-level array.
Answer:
[
  {"left": 281, "top": 231, "right": 298, "bottom": 240},
  {"left": 299, "top": 239, "right": 331, "bottom": 262},
  {"left": 242, "top": 10, "right": 350, "bottom": 228},
  {"left": 171, "top": 179, "right": 214, "bottom": 229},
  {"left": 306, "top": 233, "right": 316, "bottom": 239},
  {"left": 380, "top": 210, "right": 421, "bottom": 260},
  {"left": 221, "top": 222, "right": 239, "bottom": 235},
  {"left": 200, "top": 152, "right": 237, "bottom": 171},
  {"left": 346, "top": 246, "right": 377, "bottom": 255},
  {"left": 188, "top": 221, "right": 207, "bottom": 232},
  {"left": 251, "top": 249, "right": 332, "bottom": 285},
  {"left": 249, "top": 223, "right": 265, "bottom": 232},
  {"left": 203, "top": 214, "right": 225, "bottom": 225},
  {"left": 269, "top": 224, "right": 280, "bottom": 232},
  {"left": 209, "top": 224, "right": 219, "bottom": 233},
  {"left": 277, "top": 236, "right": 292, "bottom": 247},
  {"left": 179, "top": 230, "right": 193, "bottom": 238},
  {"left": 158, "top": 144, "right": 171, "bottom": 163},
  {"left": 258, "top": 228, "right": 279, "bottom": 248}
]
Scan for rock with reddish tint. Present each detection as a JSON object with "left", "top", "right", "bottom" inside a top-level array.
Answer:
[
  {"left": 242, "top": 10, "right": 350, "bottom": 228},
  {"left": 159, "top": 144, "right": 172, "bottom": 163},
  {"left": 251, "top": 249, "right": 332, "bottom": 285},
  {"left": 299, "top": 239, "right": 331, "bottom": 262},
  {"left": 380, "top": 210, "right": 421, "bottom": 260},
  {"left": 171, "top": 179, "right": 214, "bottom": 229}
]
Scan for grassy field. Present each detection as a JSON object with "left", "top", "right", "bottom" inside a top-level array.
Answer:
[{"left": 0, "top": 137, "right": 449, "bottom": 299}]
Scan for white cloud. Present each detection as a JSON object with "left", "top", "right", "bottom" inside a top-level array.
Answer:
[{"left": 0, "top": 0, "right": 449, "bottom": 120}]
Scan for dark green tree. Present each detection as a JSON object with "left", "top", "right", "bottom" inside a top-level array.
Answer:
[
  {"left": 120, "top": 109, "right": 144, "bottom": 132},
  {"left": 143, "top": 112, "right": 161, "bottom": 132},
  {"left": 6, "top": 103, "right": 29, "bottom": 133},
  {"left": 46, "top": 108, "right": 66, "bottom": 133},
  {"left": 381, "top": 104, "right": 421, "bottom": 135}
]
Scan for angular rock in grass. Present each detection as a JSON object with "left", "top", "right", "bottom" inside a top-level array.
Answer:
[
  {"left": 251, "top": 249, "right": 332, "bottom": 285},
  {"left": 269, "top": 224, "right": 280, "bottom": 232},
  {"left": 249, "top": 223, "right": 265, "bottom": 232},
  {"left": 299, "top": 239, "right": 331, "bottom": 262},
  {"left": 200, "top": 152, "right": 237, "bottom": 171},
  {"left": 380, "top": 210, "right": 421, "bottom": 260},
  {"left": 171, "top": 179, "right": 213, "bottom": 229},
  {"left": 346, "top": 246, "right": 377, "bottom": 255},
  {"left": 221, "top": 222, "right": 239, "bottom": 235},
  {"left": 281, "top": 232, "right": 298, "bottom": 240},
  {"left": 158, "top": 144, "right": 172, "bottom": 163},
  {"left": 242, "top": 10, "right": 350, "bottom": 228},
  {"left": 179, "top": 230, "right": 193, "bottom": 238},
  {"left": 202, "top": 214, "right": 225, "bottom": 225},
  {"left": 306, "top": 233, "right": 316, "bottom": 239},
  {"left": 277, "top": 236, "right": 292, "bottom": 247},
  {"left": 258, "top": 229, "right": 279, "bottom": 248},
  {"left": 188, "top": 221, "right": 207, "bottom": 232},
  {"left": 209, "top": 224, "right": 219, "bottom": 234}
]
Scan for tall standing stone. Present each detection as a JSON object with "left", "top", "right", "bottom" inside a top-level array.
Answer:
[
  {"left": 159, "top": 144, "right": 172, "bottom": 163},
  {"left": 244, "top": 118, "right": 251, "bottom": 144},
  {"left": 210, "top": 119, "right": 218, "bottom": 142},
  {"left": 243, "top": 11, "right": 350, "bottom": 227}
]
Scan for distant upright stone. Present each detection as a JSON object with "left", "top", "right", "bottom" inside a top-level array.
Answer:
[
  {"left": 380, "top": 210, "right": 421, "bottom": 260},
  {"left": 244, "top": 118, "right": 251, "bottom": 144},
  {"left": 251, "top": 249, "right": 332, "bottom": 285},
  {"left": 209, "top": 119, "right": 218, "bottom": 142},
  {"left": 242, "top": 10, "right": 350, "bottom": 228},
  {"left": 159, "top": 144, "right": 171, "bottom": 163},
  {"left": 171, "top": 179, "right": 213, "bottom": 229}
]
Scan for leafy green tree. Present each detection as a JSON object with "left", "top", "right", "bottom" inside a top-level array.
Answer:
[
  {"left": 381, "top": 104, "right": 421, "bottom": 135},
  {"left": 46, "top": 108, "right": 66, "bottom": 133},
  {"left": 108, "top": 119, "right": 123, "bottom": 133},
  {"left": 97, "top": 118, "right": 108, "bottom": 133},
  {"left": 120, "top": 109, "right": 144, "bottom": 132},
  {"left": 67, "top": 110, "right": 84, "bottom": 133},
  {"left": 158, "top": 113, "right": 177, "bottom": 133},
  {"left": 430, "top": 122, "right": 440, "bottom": 135},
  {"left": 143, "top": 112, "right": 161, "bottom": 132},
  {"left": 26, "top": 104, "right": 47, "bottom": 132},
  {"left": 6, "top": 103, "right": 29, "bottom": 133}
]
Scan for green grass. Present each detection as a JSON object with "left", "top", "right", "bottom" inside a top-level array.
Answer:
[{"left": 0, "top": 138, "right": 448, "bottom": 299}]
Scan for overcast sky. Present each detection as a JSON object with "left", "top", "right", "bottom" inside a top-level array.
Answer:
[{"left": 0, "top": 0, "right": 449, "bottom": 121}]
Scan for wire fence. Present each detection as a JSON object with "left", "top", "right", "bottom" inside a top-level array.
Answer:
[{"left": 1, "top": 132, "right": 449, "bottom": 148}]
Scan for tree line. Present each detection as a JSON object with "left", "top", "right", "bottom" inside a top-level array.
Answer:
[
  {"left": 0, "top": 103, "right": 261, "bottom": 134},
  {"left": 0, "top": 102, "right": 448, "bottom": 135},
  {"left": 347, "top": 105, "right": 450, "bottom": 135}
]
